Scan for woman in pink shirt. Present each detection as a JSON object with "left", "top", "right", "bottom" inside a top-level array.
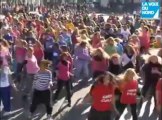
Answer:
[
  {"left": 53, "top": 52, "right": 72, "bottom": 107},
  {"left": 34, "top": 41, "right": 44, "bottom": 64},
  {"left": 12, "top": 26, "right": 21, "bottom": 38},
  {"left": 23, "top": 47, "right": 39, "bottom": 98},
  {"left": 0, "top": 40, "right": 11, "bottom": 67},
  {"left": 91, "top": 48, "right": 109, "bottom": 79},
  {"left": 139, "top": 26, "right": 150, "bottom": 52},
  {"left": 92, "top": 32, "right": 102, "bottom": 48},
  {"left": 15, "top": 40, "right": 27, "bottom": 83}
]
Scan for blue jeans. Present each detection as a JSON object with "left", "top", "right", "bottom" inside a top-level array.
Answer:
[
  {"left": 0, "top": 86, "right": 11, "bottom": 112},
  {"left": 74, "top": 59, "right": 89, "bottom": 80}
]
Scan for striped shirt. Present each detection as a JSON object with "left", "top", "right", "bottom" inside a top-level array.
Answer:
[{"left": 33, "top": 70, "right": 52, "bottom": 91}]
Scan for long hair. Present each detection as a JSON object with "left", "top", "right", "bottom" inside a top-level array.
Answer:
[
  {"left": 105, "top": 37, "right": 116, "bottom": 46},
  {"left": 0, "top": 39, "right": 10, "bottom": 48},
  {"left": 125, "top": 44, "right": 136, "bottom": 55},
  {"left": 91, "top": 47, "right": 109, "bottom": 61},
  {"left": 95, "top": 72, "right": 116, "bottom": 85},
  {"left": 60, "top": 52, "right": 69, "bottom": 61},
  {"left": 60, "top": 52, "right": 70, "bottom": 66},
  {"left": 119, "top": 68, "right": 139, "bottom": 82}
]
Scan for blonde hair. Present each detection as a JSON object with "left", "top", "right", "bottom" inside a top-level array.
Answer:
[
  {"left": 40, "top": 59, "right": 52, "bottom": 68},
  {"left": 119, "top": 68, "right": 138, "bottom": 82},
  {"left": 106, "top": 37, "right": 116, "bottom": 46},
  {"left": 92, "top": 47, "right": 110, "bottom": 59},
  {"left": 0, "top": 39, "right": 10, "bottom": 48},
  {"left": 28, "top": 47, "right": 34, "bottom": 52}
]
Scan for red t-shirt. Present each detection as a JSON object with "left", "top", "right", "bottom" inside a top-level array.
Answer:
[
  {"left": 91, "top": 83, "right": 115, "bottom": 111},
  {"left": 34, "top": 48, "right": 44, "bottom": 62},
  {"left": 120, "top": 80, "right": 138, "bottom": 104},
  {"left": 91, "top": 59, "right": 109, "bottom": 72},
  {"left": 156, "top": 79, "right": 162, "bottom": 105},
  {"left": 57, "top": 61, "right": 70, "bottom": 81}
]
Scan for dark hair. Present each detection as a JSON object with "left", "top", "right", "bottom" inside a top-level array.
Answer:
[
  {"left": 90, "top": 72, "right": 116, "bottom": 94},
  {"left": 79, "top": 41, "right": 87, "bottom": 47},
  {"left": 95, "top": 72, "right": 115, "bottom": 84},
  {"left": 93, "top": 55, "right": 103, "bottom": 61},
  {"left": 60, "top": 52, "right": 69, "bottom": 66}
]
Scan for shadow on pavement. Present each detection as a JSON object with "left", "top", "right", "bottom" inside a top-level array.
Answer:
[
  {"left": 138, "top": 100, "right": 153, "bottom": 120},
  {"left": 57, "top": 98, "right": 90, "bottom": 120}
]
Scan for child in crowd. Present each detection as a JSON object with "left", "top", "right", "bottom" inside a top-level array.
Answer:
[
  {"left": 29, "top": 60, "right": 53, "bottom": 120},
  {"left": 53, "top": 52, "right": 72, "bottom": 107}
]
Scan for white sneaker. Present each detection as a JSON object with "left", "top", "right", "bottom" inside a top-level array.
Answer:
[
  {"left": 3, "top": 111, "right": 11, "bottom": 116},
  {"left": 47, "top": 115, "right": 53, "bottom": 120}
]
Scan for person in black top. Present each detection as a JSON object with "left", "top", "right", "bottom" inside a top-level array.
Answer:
[
  {"left": 108, "top": 53, "right": 122, "bottom": 120},
  {"left": 109, "top": 53, "right": 122, "bottom": 75},
  {"left": 141, "top": 55, "right": 162, "bottom": 106}
]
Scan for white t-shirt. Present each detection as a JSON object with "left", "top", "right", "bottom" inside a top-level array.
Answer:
[
  {"left": 121, "top": 29, "right": 131, "bottom": 40},
  {"left": 0, "top": 67, "right": 11, "bottom": 87}
]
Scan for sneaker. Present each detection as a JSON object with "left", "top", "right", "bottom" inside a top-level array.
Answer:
[
  {"left": 3, "top": 111, "right": 11, "bottom": 116},
  {"left": 67, "top": 102, "right": 71, "bottom": 107},
  {"left": 47, "top": 114, "right": 53, "bottom": 120}
]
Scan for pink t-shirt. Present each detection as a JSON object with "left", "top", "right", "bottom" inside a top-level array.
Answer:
[
  {"left": 139, "top": 32, "right": 150, "bottom": 49},
  {"left": 0, "top": 49, "right": 10, "bottom": 66},
  {"left": 15, "top": 47, "right": 27, "bottom": 63},
  {"left": 91, "top": 59, "right": 109, "bottom": 72},
  {"left": 12, "top": 30, "right": 20, "bottom": 38},
  {"left": 92, "top": 37, "right": 102, "bottom": 48},
  {"left": 26, "top": 55, "right": 40, "bottom": 74},
  {"left": 57, "top": 61, "right": 70, "bottom": 81}
]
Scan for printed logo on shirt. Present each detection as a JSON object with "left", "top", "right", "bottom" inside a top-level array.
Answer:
[
  {"left": 127, "top": 89, "right": 137, "bottom": 96},
  {"left": 101, "top": 95, "right": 112, "bottom": 103}
]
